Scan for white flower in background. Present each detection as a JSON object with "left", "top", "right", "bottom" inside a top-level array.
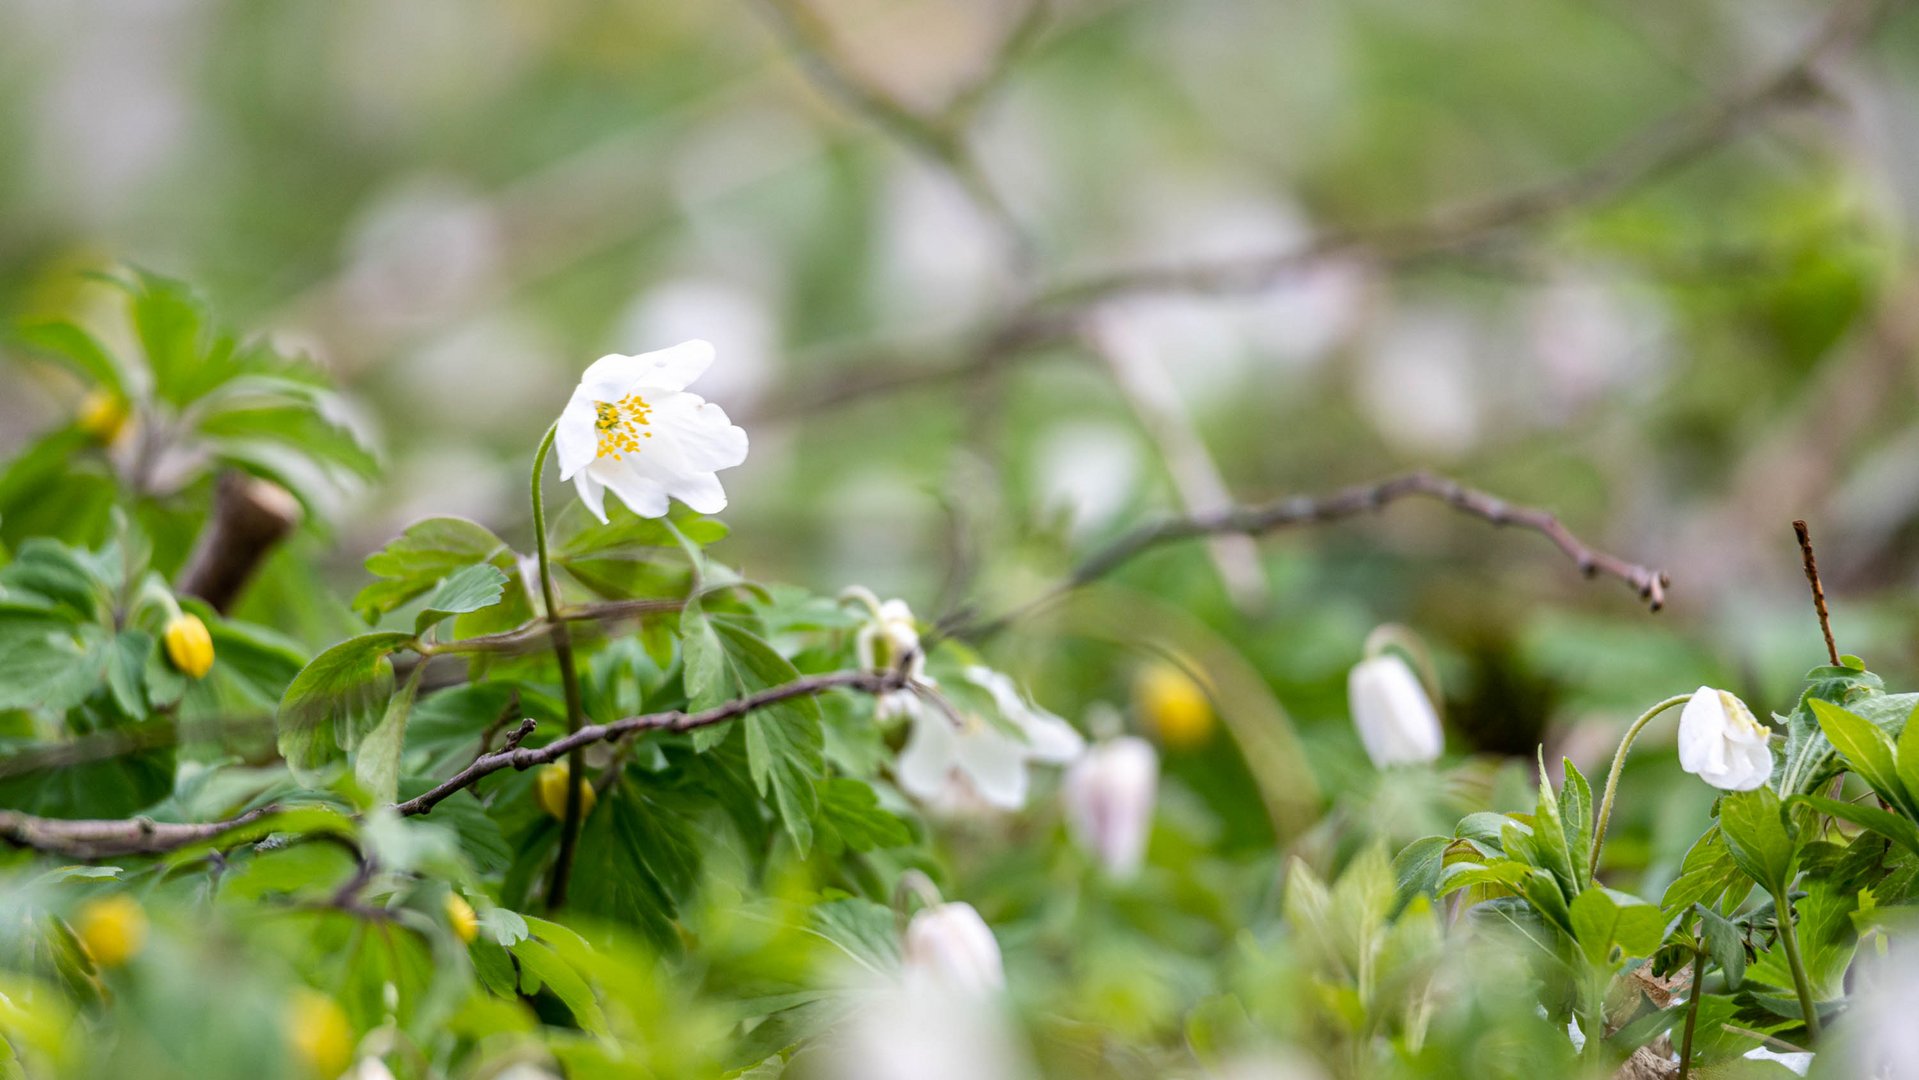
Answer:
[
  {"left": 844, "top": 588, "right": 930, "bottom": 722},
  {"left": 896, "top": 667, "right": 1085, "bottom": 810},
  {"left": 1062, "top": 736, "right": 1159, "bottom": 879},
  {"left": 553, "top": 340, "right": 749, "bottom": 522},
  {"left": 1677, "top": 687, "right": 1774, "bottom": 791},
  {"left": 1828, "top": 936, "right": 1919, "bottom": 1078},
  {"left": 834, "top": 973, "right": 1027, "bottom": 1080},
  {"left": 1347, "top": 654, "right": 1443, "bottom": 768},
  {"left": 902, "top": 901, "right": 1004, "bottom": 995},
  {"left": 344, "top": 1058, "right": 398, "bottom": 1080}
]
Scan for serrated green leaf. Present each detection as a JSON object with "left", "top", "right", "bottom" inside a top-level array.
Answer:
[
  {"left": 1569, "top": 887, "right": 1665, "bottom": 965},
  {"left": 1718, "top": 787, "right": 1797, "bottom": 896},
  {"left": 413, "top": 563, "right": 507, "bottom": 635},
  {"left": 818, "top": 777, "right": 912, "bottom": 853},
  {"left": 508, "top": 937, "right": 607, "bottom": 1035},
  {"left": 355, "top": 517, "right": 511, "bottom": 619},
  {"left": 1695, "top": 903, "right": 1746, "bottom": 990},
  {"left": 1810, "top": 698, "right": 1910, "bottom": 814},
  {"left": 1662, "top": 826, "right": 1752, "bottom": 917},
  {"left": 0, "top": 614, "right": 109, "bottom": 714},
  {"left": 1790, "top": 794, "right": 1919, "bottom": 858},
  {"left": 14, "top": 319, "right": 129, "bottom": 395},
  {"left": 276, "top": 631, "right": 414, "bottom": 775}
]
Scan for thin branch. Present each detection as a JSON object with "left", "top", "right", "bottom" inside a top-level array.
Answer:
[
  {"left": 947, "top": 470, "right": 1670, "bottom": 640},
  {"left": 396, "top": 667, "right": 907, "bottom": 817},
  {"left": 1036, "top": 0, "right": 1888, "bottom": 306},
  {"left": 0, "top": 668, "right": 907, "bottom": 861},
  {"left": 1793, "top": 519, "right": 1840, "bottom": 666},
  {"left": 761, "top": 0, "right": 1891, "bottom": 421},
  {"left": 0, "top": 806, "right": 282, "bottom": 861},
  {"left": 749, "top": 0, "right": 1030, "bottom": 258}
]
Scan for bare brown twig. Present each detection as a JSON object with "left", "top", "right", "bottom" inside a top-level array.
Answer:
[
  {"left": 1793, "top": 519, "right": 1840, "bottom": 666},
  {"left": 945, "top": 470, "right": 1670, "bottom": 640},
  {"left": 759, "top": 0, "right": 1892, "bottom": 422},
  {"left": 0, "top": 668, "right": 907, "bottom": 861}
]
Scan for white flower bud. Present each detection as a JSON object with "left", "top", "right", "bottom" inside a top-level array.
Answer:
[
  {"left": 1347, "top": 654, "right": 1443, "bottom": 768},
  {"left": 1061, "top": 737, "right": 1159, "bottom": 879},
  {"left": 1677, "top": 686, "right": 1773, "bottom": 791},
  {"left": 902, "top": 901, "right": 1004, "bottom": 996}
]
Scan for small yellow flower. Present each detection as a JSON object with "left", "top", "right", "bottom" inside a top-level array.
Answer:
[
  {"left": 1134, "top": 660, "right": 1215, "bottom": 750},
  {"left": 534, "top": 763, "right": 596, "bottom": 821},
  {"left": 285, "top": 989, "right": 354, "bottom": 1078},
  {"left": 73, "top": 895, "right": 148, "bottom": 969},
  {"left": 445, "top": 892, "right": 479, "bottom": 944},
  {"left": 163, "top": 614, "right": 215, "bottom": 679},
  {"left": 76, "top": 390, "right": 131, "bottom": 444}
]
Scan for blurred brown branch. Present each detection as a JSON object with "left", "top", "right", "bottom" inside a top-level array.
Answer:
[
  {"left": 176, "top": 472, "right": 303, "bottom": 613},
  {"left": 762, "top": 0, "right": 1894, "bottom": 421},
  {"left": 944, "top": 470, "right": 1671, "bottom": 641}
]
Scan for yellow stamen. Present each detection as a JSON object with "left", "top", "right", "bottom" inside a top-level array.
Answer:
[{"left": 593, "top": 393, "right": 655, "bottom": 460}]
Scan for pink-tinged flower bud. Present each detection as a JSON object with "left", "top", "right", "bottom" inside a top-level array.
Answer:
[
  {"left": 902, "top": 901, "right": 1004, "bottom": 995},
  {"left": 1677, "top": 686, "right": 1773, "bottom": 791},
  {"left": 1062, "top": 737, "right": 1159, "bottom": 879},
  {"left": 1347, "top": 654, "right": 1443, "bottom": 768}
]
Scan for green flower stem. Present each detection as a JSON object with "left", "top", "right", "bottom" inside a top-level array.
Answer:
[
  {"left": 1677, "top": 933, "right": 1707, "bottom": 1079},
  {"left": 1589, "top": 693, "right": 1692, "bottom": 878},
  {"left": 1776, "top": 891, "right": 1822, "bottom": 1041},
  {"left": 531, "top": 422, "right": 589, "bottom": 910}
]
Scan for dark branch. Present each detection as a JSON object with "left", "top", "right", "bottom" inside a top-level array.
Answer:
[
  {"left": 1793, "top": 519, "right": 1841, "bottom": 666},
  {"left": 0, "top": 668, "right": 907, "bottom": 861},
  {"left": 395, "top": 667, "right": 907, "bottom": 817},
  {"left": 947, "top": 470, "right": 1670, "bottom": 640}
]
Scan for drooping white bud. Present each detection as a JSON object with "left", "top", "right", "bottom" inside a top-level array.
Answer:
[
  {"left": 1061, "top": 737, "right": 1159, "bottom": 879},
  {"left": 1347, "top": 653, "right": 1443, "bottom": 768},
  {"left": 902, "top": 901, "right": 1004, "bottom": 996},
  {"left": 1677, "top": 687, "right": 1773, "bottom": 792}
]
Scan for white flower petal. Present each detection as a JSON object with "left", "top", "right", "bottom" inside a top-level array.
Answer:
[
  {"left": 1348, "top": 654, "right": 1443, "bottom": 768},
  {"left": 586, "top": 456, "right": 673, "bottom": 518},
  {"left": 573, "top": 471, "right": 609, "bottom": 524},
  {"left": 662, "top": 467, "right": 728, "bottom": 515},
  {"left": 896, "top": 709, "right": 961, "bottom": 801},
  {"left": 1018, "top": 709, "right": 1086, "bottom": 764},
  {"left": 954, "top": 727, "right": 1031, "bottom": 809},
  {"left": 650, "top": 392, "right": 749, "bottom": 473},
  {"left": 579, "top": 340, "right": 715, "bottom": 398},
  {"left": 554, "top": 390, "right": 600, "bottom": 481}
]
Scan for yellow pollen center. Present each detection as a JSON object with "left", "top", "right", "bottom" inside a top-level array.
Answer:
[{"left": 594, "top": 393, "right": 655, "bottom": 460}]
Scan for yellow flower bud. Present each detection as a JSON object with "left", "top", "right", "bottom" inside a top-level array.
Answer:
[
  {"left": 445, "top": 892, "right": 479, "bottom": 944},
  {"left": 285, "top": 989, "right": 354, "bottom": 1079},
  {"left": 73, "top": 895, "right": 147, "bottom": 969},
  {"left": 76, "top": 390, "right": 131, "bottom": 444},
  {"left": 163, "top": 614, "right": 215, "bottom": 679},
  {"left": 1134, "top": 660, "right": 1215, "bottom": 750},
  {"left": 534, "top": 762, "right": 596, "bottom": 821}
]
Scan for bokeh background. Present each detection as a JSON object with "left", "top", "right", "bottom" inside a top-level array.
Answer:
[{"left": 4, "top": 0, "right": 1919, "bottom": 887}]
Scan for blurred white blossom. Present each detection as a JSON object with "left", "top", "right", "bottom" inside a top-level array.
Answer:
[
  {"left": 1061, "top": 736, "right": 1159, "bottom": 879},
  {"left": 1347, "top": 654, "right": 1443, "bottom": 768},
  {"left": 341, "top": 179, "right": 502, "bottom": 331},
  {"left": 1357, "top": 307, "right": 1483, "bottom": 459},
  {"left": 902, "top": 901, "right": 1004, "bottom": 995},
  {"left": 844, "top": 588, "right": 928, "bottom": 722},
  {"left": 896, "top": 667, "right": 1084, "bottom": 810},
  {"left": 1032, "top": 421, "right": 1142, "bottom": 536}
]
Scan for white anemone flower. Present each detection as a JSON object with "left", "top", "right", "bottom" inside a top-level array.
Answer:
[
  {"left": 554, "top": 340, "right": 748, "bottom": 522},
  {"left": 1347, "top": 653, "right": 1444, "bottom": 768},
  {"left": 1061, "top": 736, "right": 1159, "bottom": 879},
  {"left": 901, "top": 901, "right": 1005, "bottom": 995},
  {"left": 1677, "top": 686, "right": 1774, "bottom": 791},
  {"left": 896, "top": 667, "right": 1084, "bottom": 811}
]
